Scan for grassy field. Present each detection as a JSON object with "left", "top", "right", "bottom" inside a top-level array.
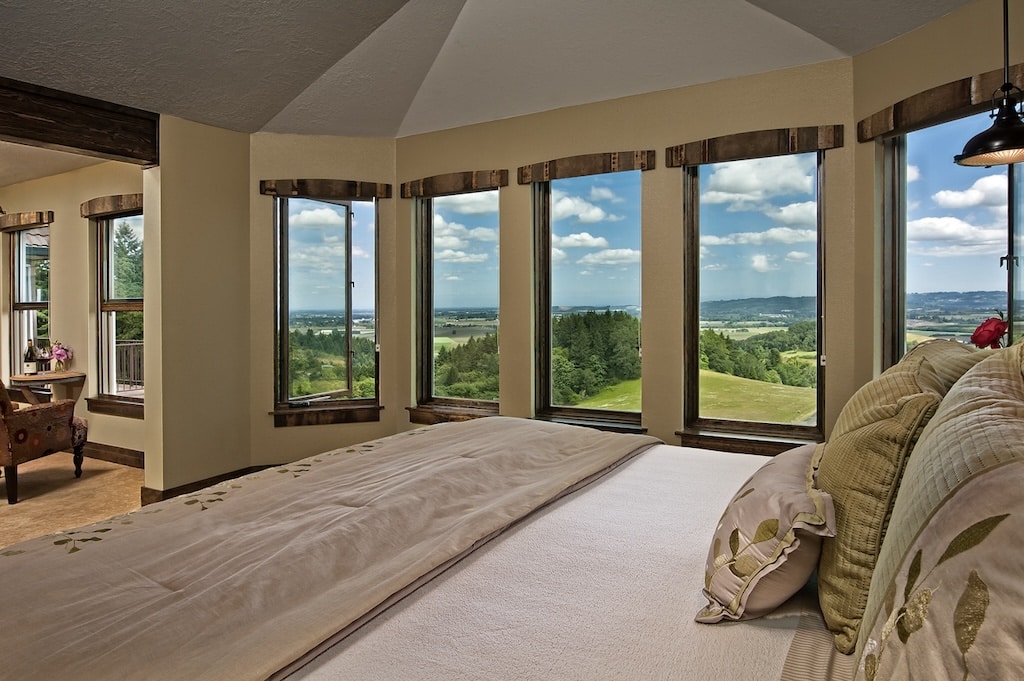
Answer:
[{"left": 577, "top": 370, "right": 816, "bottom": 424}]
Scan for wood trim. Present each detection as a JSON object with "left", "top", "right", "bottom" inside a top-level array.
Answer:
[
  {"left": 666, "top": 125, "right": 844, "bottom": 167},
  {"left": 81, "top": 193, "right": 143, "bottom": 219},
  {"left": 858, "top": 62, "right": 1024, "bottom": 142},
  {"left": 0, "top": 75, "right": 159, "bottom": 166},
  {"left": 86, "top": 395, "right": 144, "bottom": 419},
  {"left": 401, "top": 169, "right": 508, "bottom": 198},
  {"left": 141, "top": 465, "right": 273, "bottom": 505},
  {"left": 406, "top": 401, "right": 499, "bottom": 425},
  {"left": 675, "top": 430, "right": 817, "bottom": 456},
  {"left": 0, "top": 210, "right": 53, "bottom": 232},
  {"left": 272, "top": 403, "right": 382, "bottom": 427},
  {"left": 83, "top": 441, "right": 143, "bottom": 468},
  {"left": 259, "top": 179, "right": 393, "bottom": 199},
  {"left": 518, "top": 150, "right": 655, "bottom": 184}
]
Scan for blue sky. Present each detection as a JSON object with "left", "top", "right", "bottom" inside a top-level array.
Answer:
[
  {"left": 287, "top": 198, "right": 376, "bottom": 310},
  {"left": 906, "top": 111, "right": 1011, "bottom": 294}
]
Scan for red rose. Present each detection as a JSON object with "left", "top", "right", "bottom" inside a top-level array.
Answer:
[{"left": 971, "top": 317, "right": 1008, "bottom": 349}]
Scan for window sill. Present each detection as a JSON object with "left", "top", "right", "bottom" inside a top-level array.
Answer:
[
  {"left": 86, "top": 395, "right": 144, "bottom": 419},
  {"left": 273, "top": 402, "right": 381, "bottom": 427},
  {"left": 676, "top": 426, "right": 821, "bottom": 457},
  {"left": 534, "top": 408, "right": 644, "bottom": 434},
  {"left": 407, "top": 399, "right": 499, "bottom": 425}
]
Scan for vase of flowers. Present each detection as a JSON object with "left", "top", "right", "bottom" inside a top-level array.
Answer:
[{"left": 46, "top": 342, "right": 73, "bottom": 372}]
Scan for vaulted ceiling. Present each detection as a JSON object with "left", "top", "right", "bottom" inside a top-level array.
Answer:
[{"left": 0, "top": 0, "right": 976, "bottom": 187}]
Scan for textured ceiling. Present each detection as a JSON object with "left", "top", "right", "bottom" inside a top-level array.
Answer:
[{"left": 0, "top": 0, "right": 976, "bottom": 186}]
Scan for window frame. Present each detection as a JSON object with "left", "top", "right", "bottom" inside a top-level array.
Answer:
[
  {"left": 260, "top": 178, "right": 390, "bottom": 427},
  {"left": 669, "top": 125, "right": 843, "bottom": 451},
  {"left": 403, "top": 170, "right": 506, "bottom": 425},
  {"left": 522, "top": 151, "right": 654, "bottom": 433},
  {"left": 7, "top": 217, "right": 51, "bottom": 382},
  {"left": 862, "top": 61, "right": 1024, "bottom": 368}
]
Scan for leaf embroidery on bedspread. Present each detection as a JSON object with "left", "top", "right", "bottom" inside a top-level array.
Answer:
[
  {"left": 52, "top": 527, "right": 112, "bottom": 554},
  {"left": 183, "top": 489, "right": 230, "bottom": 511},
  {"left": 861, "top": 514, "right": 1007, "bottom": 681}
]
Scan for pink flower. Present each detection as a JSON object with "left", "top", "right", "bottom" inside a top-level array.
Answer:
[{"left": 971, "top": 317, "right": 1008, "bottom": 349}]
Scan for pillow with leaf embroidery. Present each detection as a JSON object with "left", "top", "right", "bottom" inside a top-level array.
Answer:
[{"left": 696, "top": 443, "right": 835, "bottom": 623}]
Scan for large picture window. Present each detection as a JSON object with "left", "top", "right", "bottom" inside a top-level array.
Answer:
[
  {"left": 524, "top": 151, "right": 652, "bottom": 429},
  {"left": 261, "top": 177, "right": 388, "bottom": 426},
  {"left": 671, "top": 126, "right": 841, "bottom": 448}
]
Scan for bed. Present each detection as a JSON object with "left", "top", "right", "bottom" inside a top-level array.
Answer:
[
  {"left": 6, "top": 337, "right": 1023, "bottom": 681},
  {"left": 0, "top": 416, "right": 850, "bottom": 681}
]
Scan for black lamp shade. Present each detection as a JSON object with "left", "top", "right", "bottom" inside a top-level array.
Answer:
[{"left": 954, "top": 93, "right": 1024, "bottom": 166}]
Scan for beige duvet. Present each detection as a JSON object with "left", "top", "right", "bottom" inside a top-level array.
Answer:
[{"left": 0, "top": 417, "right": 659, "bottom": 681}]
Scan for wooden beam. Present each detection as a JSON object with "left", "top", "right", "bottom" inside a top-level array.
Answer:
[
  {"left": 0, "top": 76, "right": 159, "bottom": 166},
  {"left": 401, "top": 169, "right": 508, "bottom": 198},
  {"left": 518, "top": 150, "right": 655, "bottom": 184},
  {"left": 81, "top": 193, "right": 144, "bottom": 219}
]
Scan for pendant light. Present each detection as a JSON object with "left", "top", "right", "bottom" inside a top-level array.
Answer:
[{"left": 954, "top": 0, "right": 1024, "bottom": 166}]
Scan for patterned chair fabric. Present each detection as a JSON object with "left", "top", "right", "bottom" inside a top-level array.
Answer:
[{"left": 0, "top": 387, "right": 88, "bottom": 504}]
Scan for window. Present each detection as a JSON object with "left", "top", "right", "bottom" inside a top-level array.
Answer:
[
  {"left": 98, "top": 213, "right": 144, "bottom": 399},
  {"left": 11, "top": 226, "right": 50, "bottom": 374},
  {"left": 524, "top": 151, "right": 651, "bottom": 429},
  {"left": 671, "top": 126, "right": 842, "bottom": 447},
  {"left": 261, "top": 178, "right": 388, "bottom": 427},
  {"left": 889, "top": 113, "right": 1020, "bottom": 354}
]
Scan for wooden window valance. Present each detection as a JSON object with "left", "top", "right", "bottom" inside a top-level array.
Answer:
[
  {"left": 666, "top": 125, "right": 844, "bottom": 167},
  {"left": 81, "top": 193, "right": 143, "bottom": 219},
  {"left": 858, "top": 62, "right": 1024, "bottom": 142},
  {"left": 259, "top": 179, "right": 392, "bottom": 200},
  {"left": 0, "top": 210, "right": 53, "bottom": 232},
  {"left": 517, "top": 150, "right": 655, "bottom": 184},
  {"left": 401, "top": 169, "right": 508, "bottom": 198}
]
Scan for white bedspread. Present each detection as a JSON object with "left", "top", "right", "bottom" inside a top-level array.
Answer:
[{"left": 290, "top": 444, "right": 841, "bottom": 681}]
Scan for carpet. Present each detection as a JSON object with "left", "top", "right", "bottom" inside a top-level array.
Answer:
[{"left": 0, "top": 452, "right": 144, "bottom": 548}]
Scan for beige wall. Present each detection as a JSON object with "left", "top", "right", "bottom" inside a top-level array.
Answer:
[
  {"left": 2, "top": 0, "right": 1017, "bottom": 488},
  {"left": 0, "top": 161, "right": 145, "bottom": 451}
]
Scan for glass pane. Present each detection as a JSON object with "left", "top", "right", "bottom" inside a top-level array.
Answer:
[
  {"left": 905, "top": 113, "right": 1009, "bottom": 350},
  {"left": 108, "top": 310, "right": 144, "bottom": 396},
  {"left": 550, "top": 172, "right": 641, "bottom": 411},
  {"left": 16, "top": 227, "right": 49, "bottom": 303},
  {"left": 697, "top": 154, "right": 818, "bottom": 425},
  {"left": 285, "top": 198, "right": 376, "bottom": 402},
  {"left": 108, "top": 215, "right": 144, "bottom": 299},
  {"left": 431, "top": 190, "right": 500, "bottom": 400},
  {"left": 16, "top": 310, "right": 49, "bottom": 373}
]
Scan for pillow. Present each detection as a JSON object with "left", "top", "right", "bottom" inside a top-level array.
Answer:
[
  {"left": 696, "top": 443, "right": 835, "bottom": 624},
  {"left": 815, "top": 339, "right": 985, "bottom": 653},
  {"left": 858, "top": 341, "right": 1024, "bottom": 662},
  {"left": 855, "top": 461, "right": 1024, "bottom": 681}
]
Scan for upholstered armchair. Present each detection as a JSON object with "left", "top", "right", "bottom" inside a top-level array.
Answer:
[{"left": 0, "top": 389, "right": 88, "bottom": 504}]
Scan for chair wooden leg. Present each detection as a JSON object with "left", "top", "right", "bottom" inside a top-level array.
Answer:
[
  {"left": 4, "top": 465, "right": 17, "bottom": 504},
  {"left": 73, "top": 445, "right": 84, "bottom": 479}
]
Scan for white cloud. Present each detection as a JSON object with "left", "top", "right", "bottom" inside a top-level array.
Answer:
[
  {"left": 433, "top": 214, "right": 498, "bottom": 249},
  {"left": 907, "top": 165, "right": 921, "bottom": 182},
  {"left": 443, "top": 275, "right": 462, "bottom": 281},
  {"left": 553, "top": 231, "right": 609, "bottom": 248},
  {"left": 352, "top": 246, "right": 370, "bottom": 259},
  {"left": 767, "top": 201, "right": 817, "bottom": 227},
  {"left": 785, "top": 251, "right": 811, "bottom": 263},
  {"left": 434, "top": 191, "right": 499, "bottom": 215},
  {"left": 551, "top": 247, "right": 568, "bottom": 262},
  {"left": 702, "top": 226, "right": 816, "bottom": 246},
  {"left": 589, "top": 186, "right": 623, "bottom": 203},
  {"left": 290, "top": 207, "right": 345, "bottom": 227},
  {"left": 907, "top": 215, "right": 1005, "bottom": 256},
  {"left": 576, "top": 248, "right": 640, "bottom": 266},
  {"left": 932, "top": 173, "right": 1006, "bottom": 209},
  {"left": 751, "top": 254, "right": 777, "bottom": 272},
  {"left": 702, "top": 262, "right": 728, "bottom": 271},
  {"left": 434, "top": 249, "right": 489, "bottom": 263},
  {"left": 702, "top": 155, "right": 814, "bottom": 207}
]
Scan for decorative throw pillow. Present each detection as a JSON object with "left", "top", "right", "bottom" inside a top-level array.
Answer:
[
  {"left": 815, "top": 339, "right": 985, "bottom": 653},
  {"left": 696, "top": 443, "right": 835, "bottom": 624}
]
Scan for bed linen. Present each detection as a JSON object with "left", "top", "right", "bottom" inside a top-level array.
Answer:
[
  {"left": 287, "top": 444, "right": 854, "bottom": 681},
  {"left": 0, "top": 417, "right": 658, "bottom": 681}
]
